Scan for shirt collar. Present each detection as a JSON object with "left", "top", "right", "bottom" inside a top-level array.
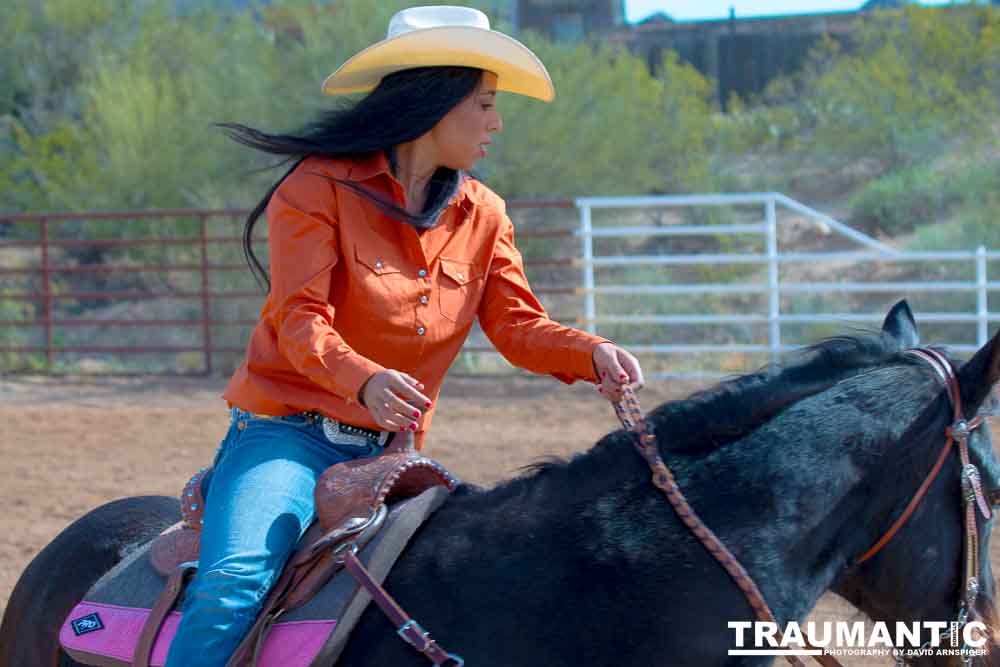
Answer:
[
  {"left": 345, "top": 150, "right": 477, "bottom": 208},
  {"left": 344, "top": 150, "right": 392, "bottom": 183}
]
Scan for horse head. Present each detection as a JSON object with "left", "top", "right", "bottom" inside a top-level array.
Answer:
[
  {"left": 829, "top": 300, "right": 1000, "bottom": 666},
  {"left": 636, "top": 299, "right": 1000, "bottom": 666}
]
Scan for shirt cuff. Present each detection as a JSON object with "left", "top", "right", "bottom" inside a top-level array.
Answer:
[
  {"left": 553, "top": 334, "right": 613, "bottom": 384},
  {"left": 337, "top": 355, "right": 387, "bottom": 406}
]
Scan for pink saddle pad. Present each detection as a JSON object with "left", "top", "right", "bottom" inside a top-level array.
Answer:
[
  {"left": 59, "top": 487, "right": 451, "bottom": 667},
  {"left": 60, "top": 601, "right": 335, "bottom": 667}
]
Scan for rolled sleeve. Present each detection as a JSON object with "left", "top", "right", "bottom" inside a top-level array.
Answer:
[
  {"left": 477, "top": 209, "right": 609, "bottom": 384},
  {"left": 267, "top": 166, "right": 385, "bottom": 402}
]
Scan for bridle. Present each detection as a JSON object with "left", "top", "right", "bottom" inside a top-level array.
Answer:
[{"left": 614, "top": 347, "right": 994, "bottom": 667}]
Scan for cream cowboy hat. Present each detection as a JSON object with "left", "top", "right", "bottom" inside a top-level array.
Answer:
[{"left": 321, "top": 5, "right": 555, "bottom": 102}]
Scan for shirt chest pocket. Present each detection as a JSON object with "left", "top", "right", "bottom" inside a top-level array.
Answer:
[
  {"left": 438, "top": 257, "right": 484, "bottom": 323},
  {"left": 354, "top": 247, "right": 407, "bottom": 308}
]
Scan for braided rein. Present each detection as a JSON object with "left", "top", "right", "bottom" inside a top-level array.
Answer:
[
  {"left": 613, "top": 385, "right": 817, "bottom": 667},
  {"left": 613, "top": 351, "right": 993, "bottom": 667}
]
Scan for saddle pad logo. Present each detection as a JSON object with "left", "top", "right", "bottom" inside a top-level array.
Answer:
[{"left": 71, "top": 612, "right": 104, "bottom": 636}]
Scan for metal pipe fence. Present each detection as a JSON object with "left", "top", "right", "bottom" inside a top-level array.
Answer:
[
  {"left": 573, "top": 193, "right": 995, "bottom": 378},
  {"left": 0, "top": 202, "right": 579, "bottom": 375},
  {"left": 1, "top": 193, "right": 995, "bottom": 378}
]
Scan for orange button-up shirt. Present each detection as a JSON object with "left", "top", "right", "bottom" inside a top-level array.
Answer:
[{"left": 223, "top": 151, "right": 608, "bottom": 448}]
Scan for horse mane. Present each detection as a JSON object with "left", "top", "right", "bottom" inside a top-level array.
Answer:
[
  {"left": 647, "top": 331, "right": 906, "bottom": 454},
  {"left": 480, "top": 331, "right": 915, "bottom": 501}
]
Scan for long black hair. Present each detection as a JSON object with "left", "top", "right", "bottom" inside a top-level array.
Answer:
[{"left": 219, "top": 66, "right": 485, "bottom": 292}]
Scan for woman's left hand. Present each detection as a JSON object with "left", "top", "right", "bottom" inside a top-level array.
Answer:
[{"left": 592, "top": 342, "right": 645, "bottom": 402}]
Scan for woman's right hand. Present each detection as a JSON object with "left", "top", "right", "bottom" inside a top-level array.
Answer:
[{"left": 360, "top": 370, "right": 432, "bottom": 432}]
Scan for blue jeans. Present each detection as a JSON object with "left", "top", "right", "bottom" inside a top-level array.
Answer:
[{"left": 165, "top": 407, "right": 385, "bottom": 667}]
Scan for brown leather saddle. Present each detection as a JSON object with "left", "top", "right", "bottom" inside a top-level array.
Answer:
[{"left": 137, "top": 432, "right": 459, "bottom": 667}]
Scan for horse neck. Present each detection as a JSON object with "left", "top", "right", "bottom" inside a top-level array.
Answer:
[
  {"left": 447, "top": 437, "right": 696, "bottom": 623},
  {"left": 433, "top": 365, "right": 939, "bottom": 657},
  {"left": 648, "top": 364, "right": 944, "bottom": 624}
]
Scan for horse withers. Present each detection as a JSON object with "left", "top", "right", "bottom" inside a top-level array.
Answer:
[{"left": 3, "top": 299, "right": 1000, "bottom": 666}]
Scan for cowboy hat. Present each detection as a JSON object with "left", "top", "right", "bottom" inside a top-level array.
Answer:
[{"left": 321, "top": 5, "right": 555, "bottom": 102}]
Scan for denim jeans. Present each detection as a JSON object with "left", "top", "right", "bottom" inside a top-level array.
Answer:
[{"left": 164, "top": 407, "right": 385, "bottom": 667}]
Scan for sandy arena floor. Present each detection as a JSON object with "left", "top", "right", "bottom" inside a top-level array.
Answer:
[{"left": 1, "top": 374, "right": 997, "bottom": 666}]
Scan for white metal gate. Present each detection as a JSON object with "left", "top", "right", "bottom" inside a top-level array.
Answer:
[{"left": 574, "top": 193, "right": 996, "bottom": 379}]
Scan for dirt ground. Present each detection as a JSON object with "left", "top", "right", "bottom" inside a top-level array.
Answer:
[{"left": 1, "top": 374, "right": 996, "bottom": 666}]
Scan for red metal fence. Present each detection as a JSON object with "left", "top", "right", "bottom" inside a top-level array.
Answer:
[{"left": 0, "top": 203, "right": 581, "bottom": 375}]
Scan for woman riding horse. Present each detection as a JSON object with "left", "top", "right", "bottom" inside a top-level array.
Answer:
[
  {"left": 168, "top": 6, "right": 644, "bottom": 665},
  {"left": 5, "top": 307, "right": 1000, "bottom": 664}
]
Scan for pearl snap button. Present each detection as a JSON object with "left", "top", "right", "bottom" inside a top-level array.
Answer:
[
  {"left": 457, "top": 272, "right": 464, "bottom": 280},
  {"left": 374, "top": 260, "right": 383, "bottom": 269},
  {"left": 417, "top": 326, "right": 426, "bottom": 335},
  {"left": 418, "top": 269, "right": 427, "bottom": 277},
  {"left": 420, "top": 295, "right": 429, "bottom": 304}
]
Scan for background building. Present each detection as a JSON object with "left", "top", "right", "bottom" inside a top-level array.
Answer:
[
  {"left": 623, "top": 9, "right": 856, "bottom": 105},
  {"left": 512, "top": 0, "right": 626, "bottom": 41},
  {"left": 521, "top": 0, "right": 999, "bottom": 105}
]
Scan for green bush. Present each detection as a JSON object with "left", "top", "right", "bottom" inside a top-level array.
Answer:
[
  {"left": 909, "top": 196, "right": 1000, "bottom": 251},
  {"left": 487, "top": 44, "right": 715, "bottom": 197},
  {"left": 849, "top": 166, "right": 953, "bottom": 236},
  {"left": 736, "top": 6, "right": 1000, "bottom": 175},
  {"left": 0, "top": 0, "right": 717, "bottom": 214},
  {"left": 850, "top": 158, "right": 1000, "bottom": 236}
]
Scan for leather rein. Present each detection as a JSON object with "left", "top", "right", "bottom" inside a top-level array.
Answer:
[{"left": 613, "top": 347, "right": 993, "bottom": 667}]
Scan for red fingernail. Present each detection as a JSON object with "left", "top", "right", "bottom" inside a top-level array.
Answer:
[
  {"left": 409, "top": 423, "right": 417, "bottom": 431},
  {"left": 425, "top": 402, "right": 432, "bottom": 408},
  {"left": 412, "top": 411, "right": 420, "bottom": 418}
]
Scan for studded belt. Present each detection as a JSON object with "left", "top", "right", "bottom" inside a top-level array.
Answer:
[{"left": 235, "top": 408, "right": 391, "bottom": 448}]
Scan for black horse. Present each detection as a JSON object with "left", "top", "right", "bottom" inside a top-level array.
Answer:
[{"left": 4, "top": 300, "right": 1000, "bottom": 666}]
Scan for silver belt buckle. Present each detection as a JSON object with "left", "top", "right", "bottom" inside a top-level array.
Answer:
[{"left": 322, "top": 417, "right": 389, "bottom": 448}]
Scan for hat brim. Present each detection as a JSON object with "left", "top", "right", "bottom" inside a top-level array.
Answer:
[{"left": 322, "top": 26, "right": 554, "bottom": 102}]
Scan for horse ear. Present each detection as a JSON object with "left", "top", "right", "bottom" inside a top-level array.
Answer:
[
  {"left": 957, "top": 329, "right": 1000, "bottom": 418},
  {"left": 882, "top": 299, "right": 919, "bottom": 349}
]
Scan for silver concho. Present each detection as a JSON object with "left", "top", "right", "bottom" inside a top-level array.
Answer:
[
  {"left": 322, "top": 418, "right": 389, "bottom": 448},
  {"left": 961, "top": 464, "right": 981, "bottom": 504}
]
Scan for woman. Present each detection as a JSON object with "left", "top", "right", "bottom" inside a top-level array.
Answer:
[{"left": 165, "top": 6, "right": 644, "bottom": 665}]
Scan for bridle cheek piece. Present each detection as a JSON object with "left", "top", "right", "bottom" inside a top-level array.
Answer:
[{"left": 614, "top": 346, "right": 993, "bottom": 667}]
